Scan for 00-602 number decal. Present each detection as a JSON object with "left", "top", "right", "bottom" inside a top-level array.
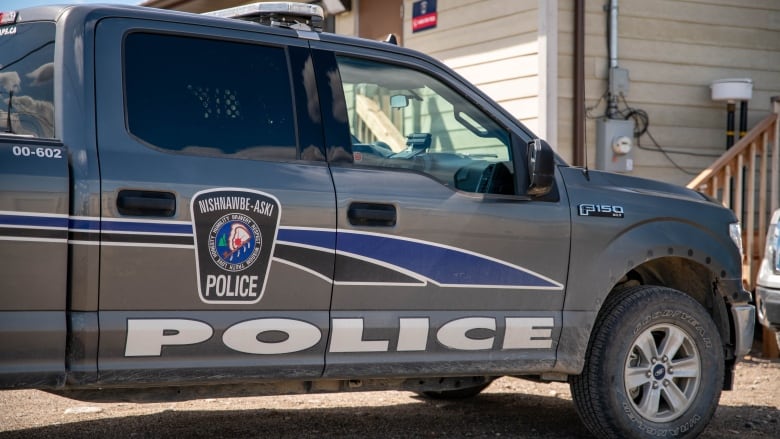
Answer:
[{"left": 11, "top": 146, "right": 63, "bottom": 159}]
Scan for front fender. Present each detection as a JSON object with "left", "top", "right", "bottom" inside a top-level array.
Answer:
[
  {"left": 554, "top": 219, "right": 741, "bottom": 374},
  {"left": 567, "top": 217, "right": 740, "bottom": 311},
  {"left": 553, "top": 167, "right": 743, "bottom": 374}
]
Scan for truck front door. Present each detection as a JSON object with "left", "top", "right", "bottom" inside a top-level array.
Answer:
[
  {"left": 310, "top": 46, "right": 572, "bottom": 377},
  {"left": 93, "top": 20, "right": 335, "bottom": 384}
]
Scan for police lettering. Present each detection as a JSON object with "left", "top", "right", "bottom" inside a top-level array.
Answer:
[
  {"left": 124, "top": 316, "right": 554, "bottom": 356},
  {"left": 205, "top": 274, "right": 259, "bottom": 297}
]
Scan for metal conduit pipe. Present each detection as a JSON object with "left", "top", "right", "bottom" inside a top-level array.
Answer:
[
  {"left": 607, "top": 0, "right": 619, "bottom": 117},
  {"left": 609, "top": 0, "right": 618, "bottom": 69}
]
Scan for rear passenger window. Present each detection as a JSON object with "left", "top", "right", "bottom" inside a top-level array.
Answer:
[
  {"left": 0, "top": 22, "right": 55, "bottom": 138},
  {"left": 124, "top": 33, "right": 296, "bottom": 160}
]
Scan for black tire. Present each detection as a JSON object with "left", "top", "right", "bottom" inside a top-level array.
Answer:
[
  {"left": 419, "top": 382, "right": 491, "bottom": 400},
  {"left": 570, "top": 285, "right": 724, "bottom": 438}
]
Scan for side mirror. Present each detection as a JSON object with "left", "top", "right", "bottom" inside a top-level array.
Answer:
[{"left": 527, "top": 138, "right": 555, "bottom": 196}]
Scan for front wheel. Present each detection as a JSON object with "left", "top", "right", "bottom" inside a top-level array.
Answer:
[{"left": 570, "top": 285, "right": 724, "bottom": 438}]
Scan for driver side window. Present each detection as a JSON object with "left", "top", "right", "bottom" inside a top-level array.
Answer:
[{"left": 336, "top": 56, "right": 515, "bottom": 195}]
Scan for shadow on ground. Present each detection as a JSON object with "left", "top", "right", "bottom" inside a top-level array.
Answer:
[
  {"left": 2, "top": 391, "right": 777, "bottom": 439},
  {"left": 1, "top": 392, "right": 586, "bottom": 439}
]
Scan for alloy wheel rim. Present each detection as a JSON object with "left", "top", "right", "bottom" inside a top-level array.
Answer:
[{"left": 623, "top": 323, "right": 702, "bottom": 422}]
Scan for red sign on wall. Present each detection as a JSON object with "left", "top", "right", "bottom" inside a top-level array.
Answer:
[{"left": 412, "top": 0, "right": 437, "bottom": 33}]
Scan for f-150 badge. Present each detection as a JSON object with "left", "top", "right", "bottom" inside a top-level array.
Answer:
[
  {"left": 577, "top": 204, "right": 624, "bottom": 218},
  {"left": 191, "top": 188, "right": 280, "bottom": 304}
]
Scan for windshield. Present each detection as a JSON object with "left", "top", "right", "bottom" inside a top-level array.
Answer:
[{"left": 0, "top": 21, "right": 55, "bottom": 138}]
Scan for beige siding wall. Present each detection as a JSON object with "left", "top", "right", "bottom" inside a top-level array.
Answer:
[
  {"left": 334, "top": 7, "right": 356, "bottom": 36},
  {"left": 338, "top": 1, "right": 543, "bottom": 132},
  {"left": 558, "top": 0, "right": 780, "bottom": 186},
  {"left": 556, "top": 2, "right": 578, "bottom": 167},
  {"left": 402, "top": 0, "right": 541, "bottom": 131}
]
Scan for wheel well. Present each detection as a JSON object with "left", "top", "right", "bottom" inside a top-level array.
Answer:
[{"left": 612, "top": 257, "right": 732, "bottom": 360}]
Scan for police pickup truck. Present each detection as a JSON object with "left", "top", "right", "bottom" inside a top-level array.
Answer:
[{"left": 0, "top": 3, "right": 755, "bottom": 438}]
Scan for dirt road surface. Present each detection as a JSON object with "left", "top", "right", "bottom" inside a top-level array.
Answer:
[{"left": 1, "top": 357, "right": 777, "bottom": 438}]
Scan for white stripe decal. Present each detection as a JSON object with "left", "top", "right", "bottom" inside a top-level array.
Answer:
[
  {"left": 0, "top": 236, "right": 67, "bottom": 244},
  {"left": 97, "top": 242, "right": 195, "bottom": 249},
  {"left": 0, "top": 210, "right": 68, "bottom": 218},
  {"left": 0, "top": 224, "right": 68, "bottom": 231}
]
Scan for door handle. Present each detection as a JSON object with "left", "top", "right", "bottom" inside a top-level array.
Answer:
[
  {"left": 348, "top": 202, "right": 396, "bottom": 227},
  {"left": 117, "top": 190, "right": 176, "bottom": 217}
]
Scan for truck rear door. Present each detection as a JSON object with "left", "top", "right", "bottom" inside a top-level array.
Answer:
[
  {"left": 93, "top": 19, "right": 334, "bottom": 385},
  {"left": 0, "top": 20, "right": 69, "bottom": 388}
]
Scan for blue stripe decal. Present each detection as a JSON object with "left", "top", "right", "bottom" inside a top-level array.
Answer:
[
  {"left": 276, "top": 228, "right": 560, "bottom": 289},
  {"left": 277, "top": 228, "right": 336, "bottom": 250},
  {"left": 337, "top": 232, "right": 558, "bottom": 288},
  {"left": 0, "top": 214, "right": 68, "bottom": 228},
  {"left": 68, "top": 218, "right": 100, "bottom": 231}
]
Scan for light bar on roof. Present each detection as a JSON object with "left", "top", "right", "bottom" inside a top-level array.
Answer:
[{"left": 203, "top": 2, "right": 324, "bottom": 32}]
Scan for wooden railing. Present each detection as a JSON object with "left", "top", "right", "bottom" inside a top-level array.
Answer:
[
  {"left": 687, "top": 109, "right": 780, "bottom": 291},
  {"left": 688, "top": 106, "right": 780, "bottom": 358}
]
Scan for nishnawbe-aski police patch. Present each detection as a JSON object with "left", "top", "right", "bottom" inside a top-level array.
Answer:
[{"left": 191, "top": 188, "right": 280, "bottom": 304}]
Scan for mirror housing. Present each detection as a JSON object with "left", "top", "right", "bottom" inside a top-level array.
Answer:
[{"left": 527, "top": 139, "right": 555, "bottom": 196}]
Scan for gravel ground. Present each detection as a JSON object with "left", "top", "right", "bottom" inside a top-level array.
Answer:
[{"left": 0, "top": 356, "right": 777, "bottom": 438}]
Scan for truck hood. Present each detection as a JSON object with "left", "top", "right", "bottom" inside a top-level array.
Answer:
[{"left": 582, "top": 169, "right": 710, "bottom": 204}]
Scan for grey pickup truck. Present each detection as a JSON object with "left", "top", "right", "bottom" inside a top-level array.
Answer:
[{"left": 0, "top": 3, "right": 754, "bottom": 438}]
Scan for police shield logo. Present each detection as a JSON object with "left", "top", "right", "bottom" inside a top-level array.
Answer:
[{"left": 192, "top": 188, "right": 280, "bottom": 304}]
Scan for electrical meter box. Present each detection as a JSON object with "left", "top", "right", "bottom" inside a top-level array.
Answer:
[{"left": 596, "top": 118, "right": 635, "bottom": 173}]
